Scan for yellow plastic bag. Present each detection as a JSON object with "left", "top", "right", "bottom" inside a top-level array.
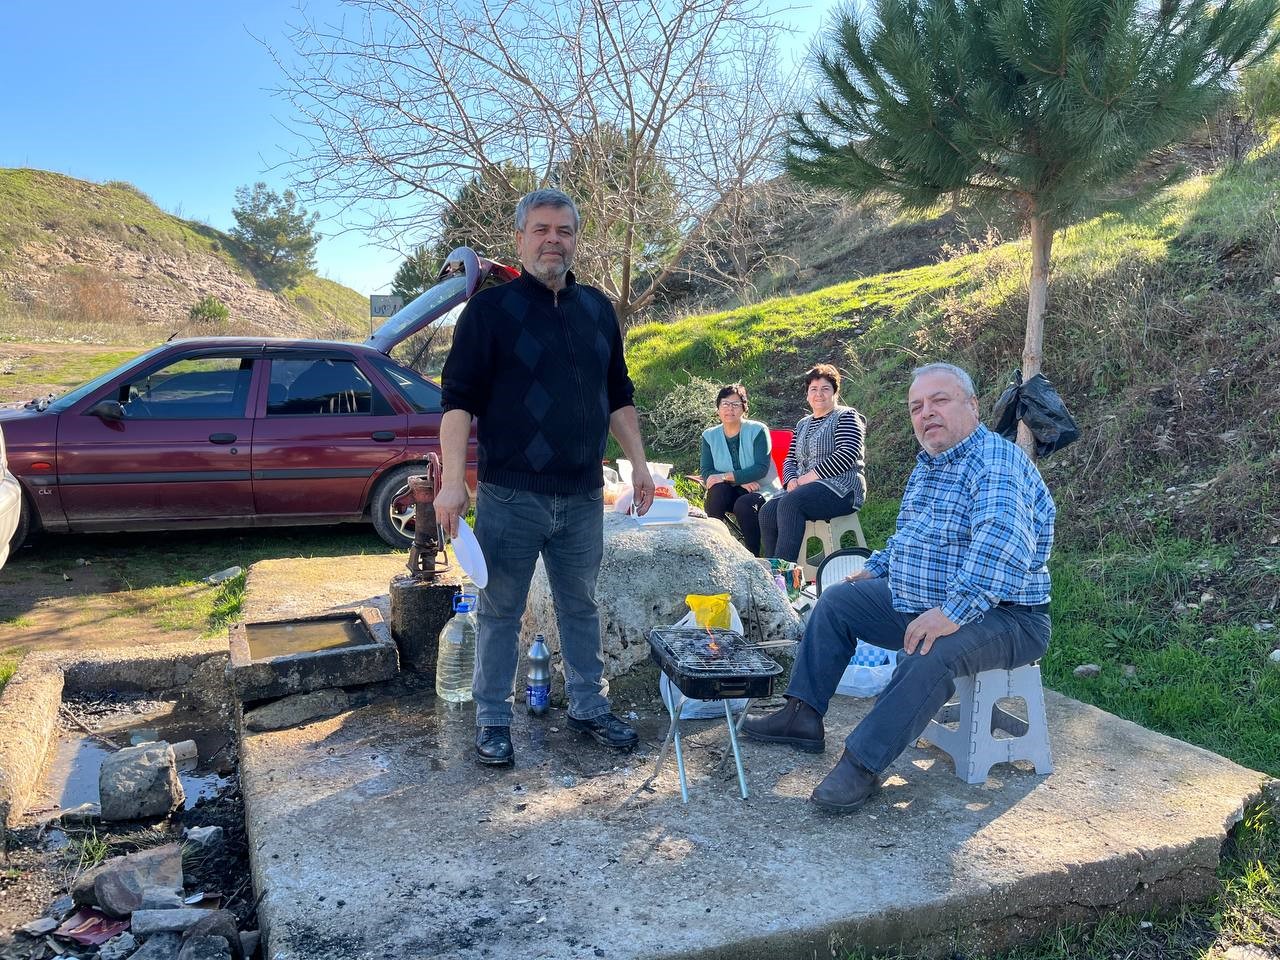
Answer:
[{"left": 684, "top": 593, "right": 731, "bottom": 629}]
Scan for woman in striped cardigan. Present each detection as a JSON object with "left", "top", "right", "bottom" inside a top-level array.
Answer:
[{"left": 760, "top": 363, "right": 867, "bottom": 562}]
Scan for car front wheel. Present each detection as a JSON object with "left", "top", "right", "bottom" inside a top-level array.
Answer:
[{"left": 370, "top": 464, "right": 424, "bottom": 549}]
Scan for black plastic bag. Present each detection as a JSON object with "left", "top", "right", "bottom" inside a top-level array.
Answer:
[{"left": 992, "top": 369, "right": 1079, "bottom": 457}]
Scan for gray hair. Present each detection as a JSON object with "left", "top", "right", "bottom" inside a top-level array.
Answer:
[
  {"left": 515, "top": 189, "right": 580, "bottom": 232},
  {"left": 911, "top": 362, "right": 976, "bottom": 398}
]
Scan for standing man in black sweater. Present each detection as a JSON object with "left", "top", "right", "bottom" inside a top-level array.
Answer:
[{"left": 436, "top": 189, "right": 656, "bottom": 767}]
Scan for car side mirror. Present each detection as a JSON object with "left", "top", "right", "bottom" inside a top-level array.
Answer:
[{"left": 89, "top": 400, "right": 126, "bottom": 421}]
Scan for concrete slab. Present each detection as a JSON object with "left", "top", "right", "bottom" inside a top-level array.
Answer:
[{"left": 240, "top": 686, "right": 1270, "bottom": 960}]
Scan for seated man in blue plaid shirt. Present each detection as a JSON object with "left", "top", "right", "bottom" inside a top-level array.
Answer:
[{"left": 743, "top": 362, "right": 1055, "bottom": 813}]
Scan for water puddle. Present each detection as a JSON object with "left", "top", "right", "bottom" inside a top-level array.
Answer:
[
  {"left": 43, "top": 701, "right": 234, "bottom": 812},
  {"left": 245, "top": 615, "right": 371, "bottom": 660}
]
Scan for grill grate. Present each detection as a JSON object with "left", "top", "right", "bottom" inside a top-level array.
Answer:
[{"left": 650, "top": 628, "right": 778, "bottom": 676}]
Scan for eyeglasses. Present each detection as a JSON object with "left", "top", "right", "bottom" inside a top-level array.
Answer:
[{"left": 718, "top": 401, "right": 744, "bottom": 409}]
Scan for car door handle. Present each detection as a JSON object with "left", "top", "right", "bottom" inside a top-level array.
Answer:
[
  {"left": 209, "top": 433, "right": 237, "bottom": 445},
  {"left": 371, "top": 431, "right": 397, "bottom": 442}
]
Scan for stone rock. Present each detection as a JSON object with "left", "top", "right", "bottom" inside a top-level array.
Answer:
[
  {"left": 184, "top": 825, "right": 224, "bottom": 848},
  {"left": 238, "top": 931, "right": 260, "bottom": 958},
  {"left": 1073, "top": 663, "right": 1102, "bottom": 678},
  {"left": 99, "top": 932, "right": 138, "bottom": 960},
  {"left": 130, "top": 932, "right": 183, "bottom": 960},
  {"left": 132, "top": 909, "right": 221, "bottom": 937},
  {"left": 19, "top": 916, "right": 58, "bottom": 936},
  {"left": 1224, "top": 947, "right": 1274, "bottom": 960},
  {"left": 243, "top": 689, "right": 349, "bottom": 732},
  {"left": 177, "top": 937, "right": 232, "bottom": 960},
  {"left": 48, "top": 893, "right": 76, "bottom": 920},
  {"left": 90, "top": 842, "right": 184, "bottom": 917},
  {"left": 1122, "top": 664, "right": 1137, "bottom": 678},
  {"left": 182, "top": 910, "right": 244, "bottom": 960},
  {"left": 522, "top": 513, "right": 802, "bottom": 682},
  {"left": 1269, "top": 649, "right": 1280, "bottom": 664},
  {"left": 171, "top": 740, "right": 199, "bottom": 764},
  {"left": 140, "top": 886, "right": 187, "bottom": 909},
  {"left": 99, "top": 742, "right": 185, "bottom": 821}
]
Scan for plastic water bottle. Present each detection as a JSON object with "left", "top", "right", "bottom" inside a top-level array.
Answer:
[
  {"left": 526, "top": 634, "right": 551, "bottom": 715},
  {"left": 435, "top": 593, "right": 478, "bottom": 703}
]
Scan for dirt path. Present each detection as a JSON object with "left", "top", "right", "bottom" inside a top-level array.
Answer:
[{"left": 0, "top": 556, "right": 201, "bottom": 657}]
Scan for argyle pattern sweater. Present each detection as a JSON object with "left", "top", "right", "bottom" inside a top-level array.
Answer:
[{"left": 441, "top": 270, "right": 635, "bottom": 495}]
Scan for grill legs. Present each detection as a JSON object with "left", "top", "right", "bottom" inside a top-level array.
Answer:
[{"left": 646, "top": 687, "right": 749, "bottom": 804}]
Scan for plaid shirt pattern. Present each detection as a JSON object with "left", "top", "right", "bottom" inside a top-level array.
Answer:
[{"left": 864, "top": 425, "right": 1055, "bottom": 625}]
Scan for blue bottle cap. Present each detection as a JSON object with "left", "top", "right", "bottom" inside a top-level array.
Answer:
[{"left": 454, "top": 593, "right": 477, "bottom": 613}]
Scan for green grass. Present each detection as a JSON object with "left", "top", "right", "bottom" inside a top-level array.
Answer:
[
  {"left": 0, "top": 347, "right": 140, "bottom": 402},
  {"left": 0, "top": 654, "right": 17, "bottom": 695}
]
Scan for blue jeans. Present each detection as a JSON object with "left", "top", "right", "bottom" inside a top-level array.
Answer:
[
  {"left": 787, "top": 578, "right": 1050, "bottom": 773},
  {"left": 471, "top": 481, "right": 610, "bottom": 727},
  {"left": 759, "top": 482, "right": 859, "bottom": 561}
]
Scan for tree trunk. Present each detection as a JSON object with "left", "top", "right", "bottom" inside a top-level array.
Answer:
[{"left": 1018, "top": 211, "right": 1053, "bottom": 459}]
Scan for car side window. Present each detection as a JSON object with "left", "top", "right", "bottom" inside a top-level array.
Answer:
[
  {"left": 267, "top": 358, "right": 389, "bottom": 416},
  {"left": 366, "top": 356, "right": 442, "bottom": 413},
  {"left": 116, "top": 357, "right": 253, "bottom": 419}
]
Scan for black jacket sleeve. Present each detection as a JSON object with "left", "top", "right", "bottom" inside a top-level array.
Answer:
[
  {"left": 440, "top": 299, "right": 492, "bottom": 416},
  {"left": 602, "top": 296, "right": 635, "bottom": 412}
]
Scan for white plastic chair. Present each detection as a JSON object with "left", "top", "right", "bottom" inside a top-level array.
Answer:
[{"left": 800, "top": 513, "right": 868, "bottom": 581}]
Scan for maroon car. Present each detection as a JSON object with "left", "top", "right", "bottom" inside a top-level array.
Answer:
[{"left": 1, "top": 248, "right": 517, "bottom": 552}]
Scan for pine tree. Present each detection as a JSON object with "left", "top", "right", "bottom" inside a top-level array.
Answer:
[
  {"left": 390, "top": 246, "right": 437, "bottom": 305},
  {"left": 230, "top": 183, "right": 321, "bottom": 290},
  {"left": 786, "top": 0, "right": 1280, "bottom": 454}
]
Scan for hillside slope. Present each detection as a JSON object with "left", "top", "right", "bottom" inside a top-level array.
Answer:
[
  {"left": 0, "top": 169, "right": 368, "bottom": 343},
  {"left": 629, "top": 144, "right": 1280, "bottom": 554}
]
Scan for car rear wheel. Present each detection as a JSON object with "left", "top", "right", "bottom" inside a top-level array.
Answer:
[{"left": 370, "top": 464, "right": 427, "bottom": 549}]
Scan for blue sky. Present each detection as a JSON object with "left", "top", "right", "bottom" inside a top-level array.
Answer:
[{"left": 1, "top": 1, "right": 841, "bottom": 298}]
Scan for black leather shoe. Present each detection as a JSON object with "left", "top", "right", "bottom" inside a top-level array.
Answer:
[
  {"left": 567, "top": 712, "right": 639, "bottom": 750},
  {"left": 474, "top": 725, "right": 514, "bottom": 766},
  {"left": 741, "top": 696, "right": 825, "bottom": 753},
  {"left": 810, "top": 750, "right": 881, "bottom": 814}
]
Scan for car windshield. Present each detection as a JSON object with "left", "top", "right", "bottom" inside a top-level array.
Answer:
[{"left": 43, "top": 346, "right": 168, "bottom": 413}]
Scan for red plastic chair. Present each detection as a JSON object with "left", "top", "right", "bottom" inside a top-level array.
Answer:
[{"left": 769, "top": 429, "right": 793, "bottom": 482}]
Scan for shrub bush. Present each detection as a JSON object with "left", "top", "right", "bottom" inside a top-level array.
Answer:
[
  {"left": 189, "top": 295, "right": 229, "bottom": 325},
  {"left": 641, "top": 375, "right": 721, "bottom": 458}
]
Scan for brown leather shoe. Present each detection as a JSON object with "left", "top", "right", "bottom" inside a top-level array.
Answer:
[
  {"left": 810, "top": 750, "right": 881, "bottom": 814},
  {"left": 740, "top": 696, "right": 824, "bottom": 753}
]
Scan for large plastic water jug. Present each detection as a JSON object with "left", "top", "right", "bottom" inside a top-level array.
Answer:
[{"left": 436, "top": 593, "right": 478, "bottom": 703}]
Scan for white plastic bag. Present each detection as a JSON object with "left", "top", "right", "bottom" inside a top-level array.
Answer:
[
  {"left": 659, "top": 603, "right": 750, "bottom": 719},
  {"left": 835, "top": 640, "right": 898, "bottom": 698}
]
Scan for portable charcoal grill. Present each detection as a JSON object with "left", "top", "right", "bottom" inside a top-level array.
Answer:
[{"left": 646, "top": 627, "right": 783, "bottom": 802}]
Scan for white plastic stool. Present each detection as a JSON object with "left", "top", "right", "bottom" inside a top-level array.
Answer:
[
  {"left": 919, "top": 663, "right": 1053, "bottom": 784},
  {"left": 798, "top": 513, "right": 867, "bottom": 581}
]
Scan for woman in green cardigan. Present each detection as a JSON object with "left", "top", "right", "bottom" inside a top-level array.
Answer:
[{"left": 699, "top": 384, "right": 782, "bottom": 556}]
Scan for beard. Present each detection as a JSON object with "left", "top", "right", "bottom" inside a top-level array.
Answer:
[{"left": 527, "top": 251, "right": 573, "bottom": 286}]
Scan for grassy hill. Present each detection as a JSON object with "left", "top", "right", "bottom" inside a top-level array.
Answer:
[{"left": 0, "top": 168, "right": 369, "bottom": 343}]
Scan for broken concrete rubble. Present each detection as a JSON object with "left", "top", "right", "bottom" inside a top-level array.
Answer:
[
  {"left": 74, "top": 842, "right": 184, "bottom": 911},
  {"left": 98, "top": 742, "right": 185, "bottom": 820},
  {"left": 242, "top": 687, "right": 349, "bottom": 732},
  {"left": 182, "top": 910, "right": 245, "bottom": 960},
  {"left": 177, "top": 936, "right": 233, "bottom": 960}
]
